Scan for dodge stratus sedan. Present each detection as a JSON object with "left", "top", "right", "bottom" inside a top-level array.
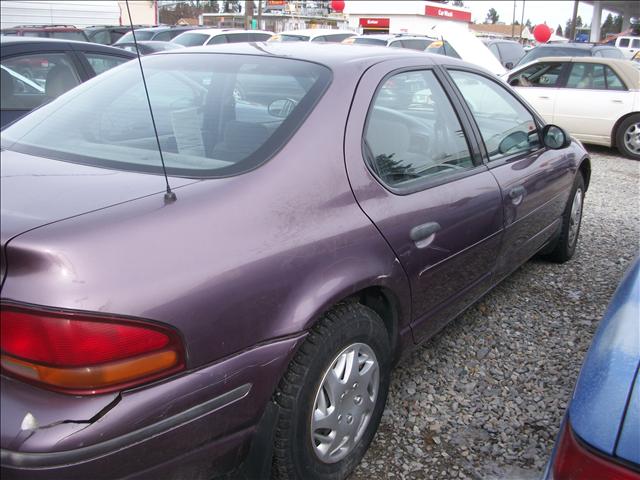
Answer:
[{"left": 0, "top": 43, "right": 590, "bottom": 480}]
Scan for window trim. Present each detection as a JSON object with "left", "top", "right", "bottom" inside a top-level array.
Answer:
[
  {"left": 360, "top": 66, "right": 487, "bottom": 196},
  {"left": 442, "top": 65, "right": 547, "bottom": 168}
]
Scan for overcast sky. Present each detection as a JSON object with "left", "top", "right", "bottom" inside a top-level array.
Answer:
[{"left": 464, "top": 0, "right": 620, "bottom": 30}]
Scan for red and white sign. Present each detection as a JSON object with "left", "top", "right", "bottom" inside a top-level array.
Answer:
[
  {"left": 424, "top": 6, "right": 471, "bottom": 23},
  {"left": 359, "top": 18, "right": 390, "bottom": 28}
]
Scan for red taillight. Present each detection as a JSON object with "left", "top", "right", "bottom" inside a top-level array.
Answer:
[
  {"left": 0, "top": 305, "right": 184, "bottom": 395},
  {"left": 553, "top": 420, "right": 640, "bottom": 480}
]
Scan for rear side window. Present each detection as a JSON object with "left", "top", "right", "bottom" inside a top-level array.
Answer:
[
  {"left": 566, "top": 63, "right": 606, "bottom": 89},
  {"left": 1, "top": 53, "right": 80, "bottom": 110},
  {"left": 89, "top": 30, "right": 111, "bottom": 45},
  {"left": 426, "top": 41, "right": 461, "bottom": 59},
  {"left": 173, "top": 32, "right": 209, "bottom": 46},
  {"left": 605, "top": 67, "right": 625, "bottom": 90},
  {"left": 364, "top": 70, "right": 474, "bottom": 188},
  {"left": 498, "top": 42, "right": 524, "bottom": 64},
  {"left": 153, "top": 31, "right": 173, "bottom": 41},
  {"left": 1, "top": 54, "right": 331, "bottom": 178},
  {"left": 488, "top": 43, "right": 500, "bottom": 59},
  {"left": 83, "top": 53, "right": 131, "bottom": 75},
  {"left": 225, "top": 33, "right": 250, "bottom": 43},
  {"left": 450, "top": 70, "right": 540, "bottom": 162},
  {"left": 250, "top": 33, "right": 272, "bottom": 42},
  {"left": 118, "top": 31, "right": 154, "bottom": 42},
  {"left": 509, "top": 62, "right": 564, "bottom": 87},
  {"left": 322, "top": 34, "right": 354, "bottom": 43},
  {"left": 633, "top": 39, "right": 640, "bottom": 49}
]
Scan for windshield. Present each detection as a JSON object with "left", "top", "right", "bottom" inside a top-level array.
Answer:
[
  {"left": 117, "top": 30, "right": 155, "bottom": 43},
  {"left": 172, "top": 32, "right": 209, "bottom": 46},
  {"left": 352, "top": 37, "right": 387, "bottom": 46},
  {"left": 1, "top": 53, "right": 331, "bottom": 178},
  {"left": 517, "top": 46, "right": 590, "bottom": 66}
]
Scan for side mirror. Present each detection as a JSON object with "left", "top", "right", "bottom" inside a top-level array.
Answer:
[
  {"left": 542, "top": 124, "right": 571, "bottom": 149},
  {"left": 505, "top": 62, "right": 514, "bottom": 70}
]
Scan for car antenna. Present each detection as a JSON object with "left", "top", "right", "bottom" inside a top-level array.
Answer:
[
  {"left": 125, "top": 0, "right": 176, "bottom": 202},
  {"left": 440, "top": 34, "right": 448, "bottom": 56}
]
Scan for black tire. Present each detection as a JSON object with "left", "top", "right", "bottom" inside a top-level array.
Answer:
[
  {"left": 547, "top": 173, "right": 585, "bottom": 263},
  {"left": 615, "top": 114, "right": 640, "bottom": 160},
  {"left": 272, "top": 303, "right": 391, "bottom": 480}
]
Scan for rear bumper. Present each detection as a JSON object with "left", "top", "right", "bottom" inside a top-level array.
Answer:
[{"left": 1, "top": 334, "right": 305, "bottom": 479}]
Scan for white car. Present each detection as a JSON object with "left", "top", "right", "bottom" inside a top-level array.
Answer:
[
  {"left": 615, "top": 36, "right": 640, "bottom": 60},
  {"left": 171, "top": 29, "right": 274, "bottom": 47},
  {"left": 505, "top": 57, "right": 640, "bottom": 159},
  {"left": 268, "top": 28, "right": 355, "bottom": 43}
]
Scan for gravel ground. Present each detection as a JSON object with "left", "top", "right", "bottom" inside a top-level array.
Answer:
[{"left": 351, "top": 147, "right": 640, "bottom": 480}]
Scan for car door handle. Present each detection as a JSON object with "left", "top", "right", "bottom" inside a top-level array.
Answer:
[
  {"left": 508, "top": 185, "right": 526, "bottom": 205},
  {"left": 410, "top": 222, "right": 441, "bottom": 248},
  {"left": 538, "top": 95, "right": 550, "bottom": 99},
  {"left": 612, "top": 99, "right": 623, "bottom": 103}
]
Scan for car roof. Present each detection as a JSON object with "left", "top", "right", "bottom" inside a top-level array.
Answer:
[
  {"left": 279, "top": 29, "right": 355, "bottom": 37},
  {"left": 177, "top": 28, "right": 274, "bottom": 36},
  {"left": 0, "top": 36, "right": 137, "bottom": 56},
  {"left": 514, "top": 56, "right": 640, "bottom": 88},
  {"left": 165, "top": 42, "right": 476, "bottom": 72},
  {"left": 135, "top": 25, "right": 197, "bottom": 32}
]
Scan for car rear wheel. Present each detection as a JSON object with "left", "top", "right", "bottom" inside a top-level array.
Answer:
[
  {"left": 272, "top": 303, "right": 391, "bottom": 480},
  {"left": 616, "top": 114, "right": 640, "bottom": 160},
  {"left": 547, "top": 173, "right": 585, "bottom": 263}
]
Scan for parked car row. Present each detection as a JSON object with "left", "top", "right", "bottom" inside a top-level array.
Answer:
[{"left": 0, "top": 41, "right": 592, "bottom": 480}]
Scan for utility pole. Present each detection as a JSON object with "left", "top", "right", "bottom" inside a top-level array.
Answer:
[
  {"left": 569, "top": 0, "right": 579, "bottom": 41},
  {"left": 257, "top": 0, "right": 262, "bottom": 30},
  {"left": 519, "top": 0, "right": 525, "bottom": 42},
  {"left": 511, "top": 0, "right": 516, "bottom": 39},
  {"left": 244, "top": 0, "right": 253, "bottom": 29}
]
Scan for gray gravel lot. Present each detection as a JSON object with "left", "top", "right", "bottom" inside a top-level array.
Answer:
[{"left": 351, "top": 147, "right": 640, "bottom": 480}]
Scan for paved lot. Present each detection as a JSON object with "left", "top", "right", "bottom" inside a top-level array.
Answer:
[{"left": 351, "top": 147, "right": 640, "bottom": 480}]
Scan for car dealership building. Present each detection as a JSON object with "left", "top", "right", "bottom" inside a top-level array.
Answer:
[{"left": 343, "top": 0, "right": 471, "bottom": 35}]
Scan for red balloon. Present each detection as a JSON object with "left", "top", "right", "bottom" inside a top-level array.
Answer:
[
  {"left": 331, "top": 0, "right": 345, "bottom": 12},
  {"left": 533, "top": 24, "right": 552, "bottom": 43}
]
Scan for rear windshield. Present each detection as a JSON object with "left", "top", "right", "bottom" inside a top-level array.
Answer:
[
  {"left": 352, "top": 37, "right": 387, "bottom": 46},
  {"left": 172, "top": 32, "right": 209, "bottom": 46},
  {"left": 1, "top": 53, "right": 331, "bottom": 178},
  {"left": 117, "top": 30, "right": 154, "bottom": 43},
  {"left": 517, "top": 46, "right": 590, "bottom": 66}
]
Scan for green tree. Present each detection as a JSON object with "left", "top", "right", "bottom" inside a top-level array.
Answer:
[
  {"left": 451, "top": 0, "right": 465, "bottom": 6},
  {"left": 556, "top": 24, "right": 563, "bottom": 37},
  {"left": 485, "top": 7, "right": 499, "bottom": 24},
  {"left": 525, "top": 18, "right": 532, "bottom": 29}
]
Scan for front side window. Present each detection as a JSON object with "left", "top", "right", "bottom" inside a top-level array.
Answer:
[
  {"left": 364, "top": 70, "right": 474, "bottom": 188},
  {"left": 509, "top": 62, "right": 564, "bottom": 87},
  {"left": 89, "top": 30, "right": 111, "bottom": 45},
  {"left": 488, "top": 43, "right": 500, "bottom": 59},
  {"left": 450, "top": 70, "right": 540, "bottom": 162},
  {"left": 632, "top": 39, "right": 640, "bottom": 48},
  {"left": 618, "top": 38, "right": 630, "bottom": 48},
  {"left": 566, "top": 63, "right": 607, "bottom": 89},
  {"left": 1, "top": 53, "right": 80, "bottom": 110},
  {"left": 352, "top": 37, "right": 386, "bottom": 46},
  {"left": 173, "top": 32, "right": 209, "bottom": 46},
  {"left": 401, "top": 39, "right": 432, "bottom": 51},
  {"left": 425, "top": 40, "right": 461, "bottom": 59},
  {"left": 50, "top": 31, "right": 87, "bottom": 41},
  {"left": 83, "top": 53, "right": 131, "bottom": 75},
  {"left": 322, "top": 34, "right": 354, "bottom": 43},
  {"left": 1, "top": 54, "right": 331, "bottom": 178}
]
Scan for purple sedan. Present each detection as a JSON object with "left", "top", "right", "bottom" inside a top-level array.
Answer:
[{"left": 0, "top": 43, "right": 590, "bottom": 479}]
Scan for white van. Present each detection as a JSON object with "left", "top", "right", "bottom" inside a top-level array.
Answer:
[{"left": 615, "top": 36, "right": 640, "bottom": 59}]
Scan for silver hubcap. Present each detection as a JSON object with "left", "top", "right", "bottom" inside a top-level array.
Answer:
[
  {"left": 310, "top": 343, "right": 379, "bottom": 464},
  {"left": 624, "top": 122, "right": 640, "bottom": 155},
  {"left": 568, "top": 188, "right": 583, "bottom": 247}
]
